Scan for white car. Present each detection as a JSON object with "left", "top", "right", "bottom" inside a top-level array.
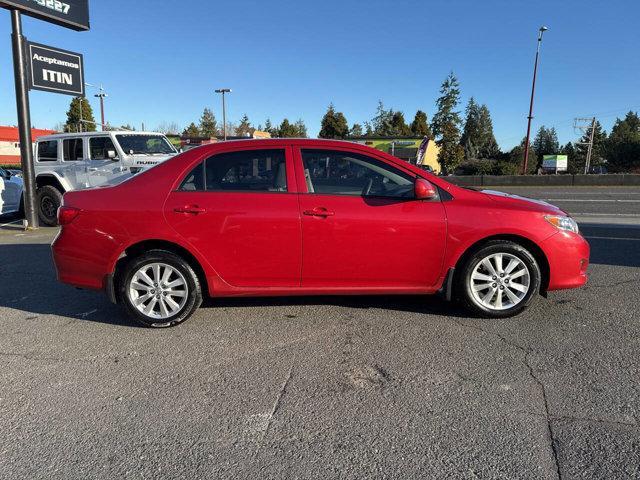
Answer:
[
  {"left": 0, "top": 167, "right": 24, "bottom": 216},
  {"left": 34, "top": 131, "right": 178, "bottom": 225}
]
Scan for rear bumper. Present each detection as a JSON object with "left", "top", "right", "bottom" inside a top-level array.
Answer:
[
  {"left": 51, "top": 226, "right": 118, "bottom": 292},
  {"left": 541, "top": 231, "right": 590, "bottom": 291}
]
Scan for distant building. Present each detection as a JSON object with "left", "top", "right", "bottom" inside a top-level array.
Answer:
[
  {"left": 0, "top": 126, "right": 57, "bottom": 165},
  {"left": 170, "top": 130, "right": 272, "bottom": 150},
  {"left": 346, "top": 136, "right": 441, "bottom": 174}
]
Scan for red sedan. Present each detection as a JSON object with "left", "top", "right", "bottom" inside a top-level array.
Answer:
[{"left": 52, "top": 139, "right": 590, "bottom": 327}]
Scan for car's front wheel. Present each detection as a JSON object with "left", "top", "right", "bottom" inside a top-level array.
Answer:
[
  {"left": 117, "top": 249, "right": 203, "bottom": 327},
  {"left": 458, "top": 240, "right": 541, "bottom": 318}
]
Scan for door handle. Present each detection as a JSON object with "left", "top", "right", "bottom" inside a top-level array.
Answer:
[
  {"left": 303, "top": 207, "right": 334, "bottom": 217},
  {"left": 87, "top": 167, "right": 98, "bottom": 172},
  {"left": 174, "top": 205, "right": 206, "bottom": 214}
]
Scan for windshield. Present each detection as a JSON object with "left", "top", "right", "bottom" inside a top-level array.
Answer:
[{"left": 116, "top": 135, "right": 176, "bottom": 155}]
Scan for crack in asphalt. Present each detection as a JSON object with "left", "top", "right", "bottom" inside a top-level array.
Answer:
[
  {"left": 452, "top": 319, "right": 562, "bottom": 480},
  {"left": 254, "top": 362, "right": 294, "bottom": 457}
]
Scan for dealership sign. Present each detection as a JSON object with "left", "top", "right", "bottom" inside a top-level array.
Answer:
[
  {"left": 0, "top": 0, "right": 89, "bottom": 30},
  {"left": 27, "top": 41, "right": 84, "bottom": 96}
]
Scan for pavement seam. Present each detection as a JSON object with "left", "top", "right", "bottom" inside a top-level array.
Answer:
[
  {"left": 452, "top": 319, "right": 562, "bottom": 480},
  {"left": 254, "top": 362, "right": 294, "bottom": 457}
]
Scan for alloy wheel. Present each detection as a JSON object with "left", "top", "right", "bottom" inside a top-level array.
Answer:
[
  {"left": 128, "top": 262, "right": 189, "bottom": 319},
  {"left": 468, "top": 253, "right": 531, "bottom": 311}
]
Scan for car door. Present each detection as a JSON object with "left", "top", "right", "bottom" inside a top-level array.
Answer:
[
  {"left": 61, "top": 138, "right": 88, "bottom": 188},
  {"left": 295, "top": 147, "right": 447, "bottom": 289},
  {"left": 87, "top": 136, "right": 124, "bottom": 187},
  {"left": 0, "top": 169, "right": 21, "bottom": 213},
  {"left": 164, "top": 146, "right": 302, "bottom": 288}
]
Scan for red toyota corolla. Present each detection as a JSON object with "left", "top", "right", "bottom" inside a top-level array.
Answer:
[{"left": 52, "top": 139, "right": 590, "bottom": 327}]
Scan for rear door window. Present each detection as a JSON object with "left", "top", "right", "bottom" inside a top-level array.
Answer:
[
  {"left": 63, "top": 138, "right": 84, "bottom": 162},
  {"left": 37, "top": 141, "right": 58, "bottom": 162}
]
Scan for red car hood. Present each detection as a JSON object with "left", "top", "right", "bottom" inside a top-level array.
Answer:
[{"left": 478, "top": 189, "right": 567, "bottom": 215}]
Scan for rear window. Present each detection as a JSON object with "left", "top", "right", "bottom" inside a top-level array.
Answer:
[
  {"left": 37, "top": 141, "right": 58, "bottom": 162},
  {"left": 63, "top": 139, "right": 84, "bottom": 162}
]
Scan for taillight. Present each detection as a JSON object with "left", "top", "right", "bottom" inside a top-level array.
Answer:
[{"left": 57, "top": 206, "right": 80, "bottom": 225}]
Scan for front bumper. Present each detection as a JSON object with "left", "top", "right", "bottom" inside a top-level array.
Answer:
[{"left": 541, "top": 231, "right": 590, "bottom": 291}]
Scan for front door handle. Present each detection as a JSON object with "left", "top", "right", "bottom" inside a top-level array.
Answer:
[
  {"left": 303, "top": 207, "right": 334, "bottom": 217},
  {"left": 174, "top": 205, "right": 206, "bottom": 215},
  {"left": 87, "top": 167, "right": 98, "bottom": 172}
]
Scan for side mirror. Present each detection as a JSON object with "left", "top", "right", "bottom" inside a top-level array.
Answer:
[
  {"left": 415, "top": 178, "right": 438, "bottom": 200},
  {"left": 107, "top": 150, "right": 118, "bottom": 160}
]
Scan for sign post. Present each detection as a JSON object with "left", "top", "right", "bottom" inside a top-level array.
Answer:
[{"left": 1, "top": 0, "right": 89, "bottom": 229}]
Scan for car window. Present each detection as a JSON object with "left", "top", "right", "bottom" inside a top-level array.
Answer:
[
  {"left": 301, "top": 149, "right": 414, "bottom": 198},
  {"left": 63, "top": 138, "right": 84, "bottom": 162},
  {"left": 179, "top": 149, "right": 288, "bottom": 193},
  {"left": 37, "top": 141, "right": 58, "bottom": 162},
  {"left": 90, "top": 137, "right": 118, "bottom": 160}
]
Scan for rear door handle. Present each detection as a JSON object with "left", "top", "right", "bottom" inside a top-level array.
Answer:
[
  {"left": 174, "top": 205, "right": 206, "bottom": 214},
  {"left": 303, "top": 207, "right": 334, "bottom": 217}
]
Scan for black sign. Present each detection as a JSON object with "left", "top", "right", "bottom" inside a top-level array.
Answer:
[
  {"left": 0, "top": 0, "right": 89, "bottom": 31},
  {"left": 27, "top": 41, "right": 84, "bottom": 96}
]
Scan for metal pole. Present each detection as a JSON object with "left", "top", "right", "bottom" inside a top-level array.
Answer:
[
  {"left": 10, "top": 10, "right": 38, "bottom": 229},
  {"left": 215, "top": 88, "right": 231, "bottom": 141},
  {"left": 99, "top": 94, "right": 105, "bottom": 130},
  {"left": 522, "top": 26, "right": 547, "bottom": 175},
  {"left": 584, "top": 117, "right": 596, "bottom": 175}
]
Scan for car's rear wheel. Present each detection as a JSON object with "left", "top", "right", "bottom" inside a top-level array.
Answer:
[
  {"left": 117, "top": 249, "right": 202, "bottom": 327},
  {"left": 457, "top": 240, "right": 541, "bottom": 318},
  {"left": 36, "top": 185, "right": 62, "bottom": 226}
]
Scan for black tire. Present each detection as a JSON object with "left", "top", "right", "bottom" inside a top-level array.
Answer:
[
  {"left": 457, "top": 240, "right": 541, "bottom": 318},
  {"left": 36, "top": 185, "right": 63, "bottom": 226},
  {"left": 117, "top": 249, "right": 203, "bottom": 328}
]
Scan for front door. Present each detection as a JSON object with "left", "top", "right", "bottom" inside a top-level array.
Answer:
[
  {"left": 87, "top": 136, "right": 125, "bottom": 187},
  {"left": 296, "top": 148, "right": 447, "bottom": 289},
  {"left": 165, "top": 147, "right": 302, "bottom": 288}
]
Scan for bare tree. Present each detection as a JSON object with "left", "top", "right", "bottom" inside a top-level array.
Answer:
[{"left": 155, "top": 122, "right": 181, "bottom": 135}]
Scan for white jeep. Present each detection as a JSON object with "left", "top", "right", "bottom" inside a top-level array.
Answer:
[{"left": 34, "top": 131, "right": 178, "bottom": 225}]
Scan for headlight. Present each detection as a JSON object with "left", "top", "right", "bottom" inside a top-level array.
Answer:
[{"left": 545, "top": 215, "right": 579, "bottom": 234}]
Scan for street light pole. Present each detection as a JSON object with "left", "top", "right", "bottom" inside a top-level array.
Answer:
[
  {"left": 215, "top": 88, "right": 231, "bottom": 140},
  {"left": 86, "top": 83, "right": 107, "bottom": 130},
  {"left": 522, "top": 26, "right": 548, "bottom": 175}
]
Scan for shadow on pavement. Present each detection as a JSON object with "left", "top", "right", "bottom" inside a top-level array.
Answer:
[{"left": 0, "top": 224, "right": 637, "bottom": 327}]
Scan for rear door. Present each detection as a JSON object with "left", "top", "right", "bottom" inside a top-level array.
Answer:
[
  {"left": 295, "top": 147, "right": 447, "bottom": 289},
  {"left": 61, "top": 138, "right": 88, "bottom": 188},
  {"left": 164, "top": 146, "right": 302, "bottom": 288}
]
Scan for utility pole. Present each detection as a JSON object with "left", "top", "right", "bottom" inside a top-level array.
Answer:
[
  {"left": 574, "top": 117, "right": 597, "bottom": 174},
  {"left": 522, "top": 26, "right": 548, "bottom": 175},
  {"left": 215, "top": 88, "right": 231, "bottom": 140},
  {"left": 10, "top": 10, "right": 38, "bottom": 229},
  {"left": 86, "top": 83, "right": 107, "bottom": 130}
]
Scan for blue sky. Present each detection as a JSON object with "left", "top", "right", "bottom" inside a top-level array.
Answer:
[{"left": 1, "top": 0, "right": 638, "bottom": 149}]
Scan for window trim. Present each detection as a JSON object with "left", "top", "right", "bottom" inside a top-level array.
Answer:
[
  {"left": 62, "top": 138, "right": 85, "bottom": 162},
  {"left": 177, "top": 147, "right": 291, "bottom": 194},
  {"left": 36, "top": 140, "right": 59, "bottom": 162},
  {"left": 88, "top": 135, "right": 118, "bottom": 161}
]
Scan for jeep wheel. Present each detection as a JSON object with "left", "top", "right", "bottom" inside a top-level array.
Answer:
[{"left": 37, "top": 185, "right": 63, "bottom": 226}]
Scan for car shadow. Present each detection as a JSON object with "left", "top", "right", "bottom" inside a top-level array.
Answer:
[{"left": 0, "top": 224, "right": 637, "bottom": 327}]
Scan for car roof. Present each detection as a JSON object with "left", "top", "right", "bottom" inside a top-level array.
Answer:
[{"left": 37, "top": 131, "right": 166, "bottom": 140}]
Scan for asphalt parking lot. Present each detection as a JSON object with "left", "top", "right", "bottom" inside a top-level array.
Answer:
[{"left": 0, "top": 186, "right": 639, "bottom": 479}]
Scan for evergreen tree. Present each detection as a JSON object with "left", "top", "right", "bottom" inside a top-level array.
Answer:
[
  {"left": 606, "top": 112, "right": 640, "bottom": 172},
  {"left": 182, "top": 122, "right": 201, "bottom": 137},
  {"left": 294, "top": 119, "right": 308, "bottom": 138},
  {"left": 199, "top": 108, "right": 218, "bottom": 138},
  {"left": 509, "top": 137, "right": 536, "bottom": 174},
  {"left": 460, "top": 97, "right": 481, "bottom": 160},
  {"left": 390, "top": 111, "right": 411, "bottom": 136},
  {"left": 364, "top": 121, "right": 373, "bottom": 136},
  {"left": 477, "top": 105, "right": 500, "bottom": 158},
  {"left": 561, "top": 142, "right": 579, "bottom": 174},
  {"left": 278, "top": 118, "right": 298, "bottom": 137},
  {"left": 371, "top": 101, "right": 394, "bottom": 136},
  {"left": 318, "top": 104, "right": 349, "bottom": 139},
  {"left": 235, "top": 114, "right": 253, "bottom": 137},
  {"left": 264, "top": 118, "right": 276, "bottom": 137},
  {"left": 65, "top": 97, "right": 96, "bottom": 132},
  {"left": 349, "top": 123, "right": 364, "bottom": 137},
  {"left": 431, "top": 72, "right": 464, "bottom": 174},
  {"left": 410, "top": 110, "right": 432, "bottom": 137},
  {"left": 533, "top": 126, "right": 560, "bottom": 169}
]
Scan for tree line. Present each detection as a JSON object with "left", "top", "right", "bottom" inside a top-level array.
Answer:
[{"left": 60, "top": 82, "right": 640, "bottom": 174}]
